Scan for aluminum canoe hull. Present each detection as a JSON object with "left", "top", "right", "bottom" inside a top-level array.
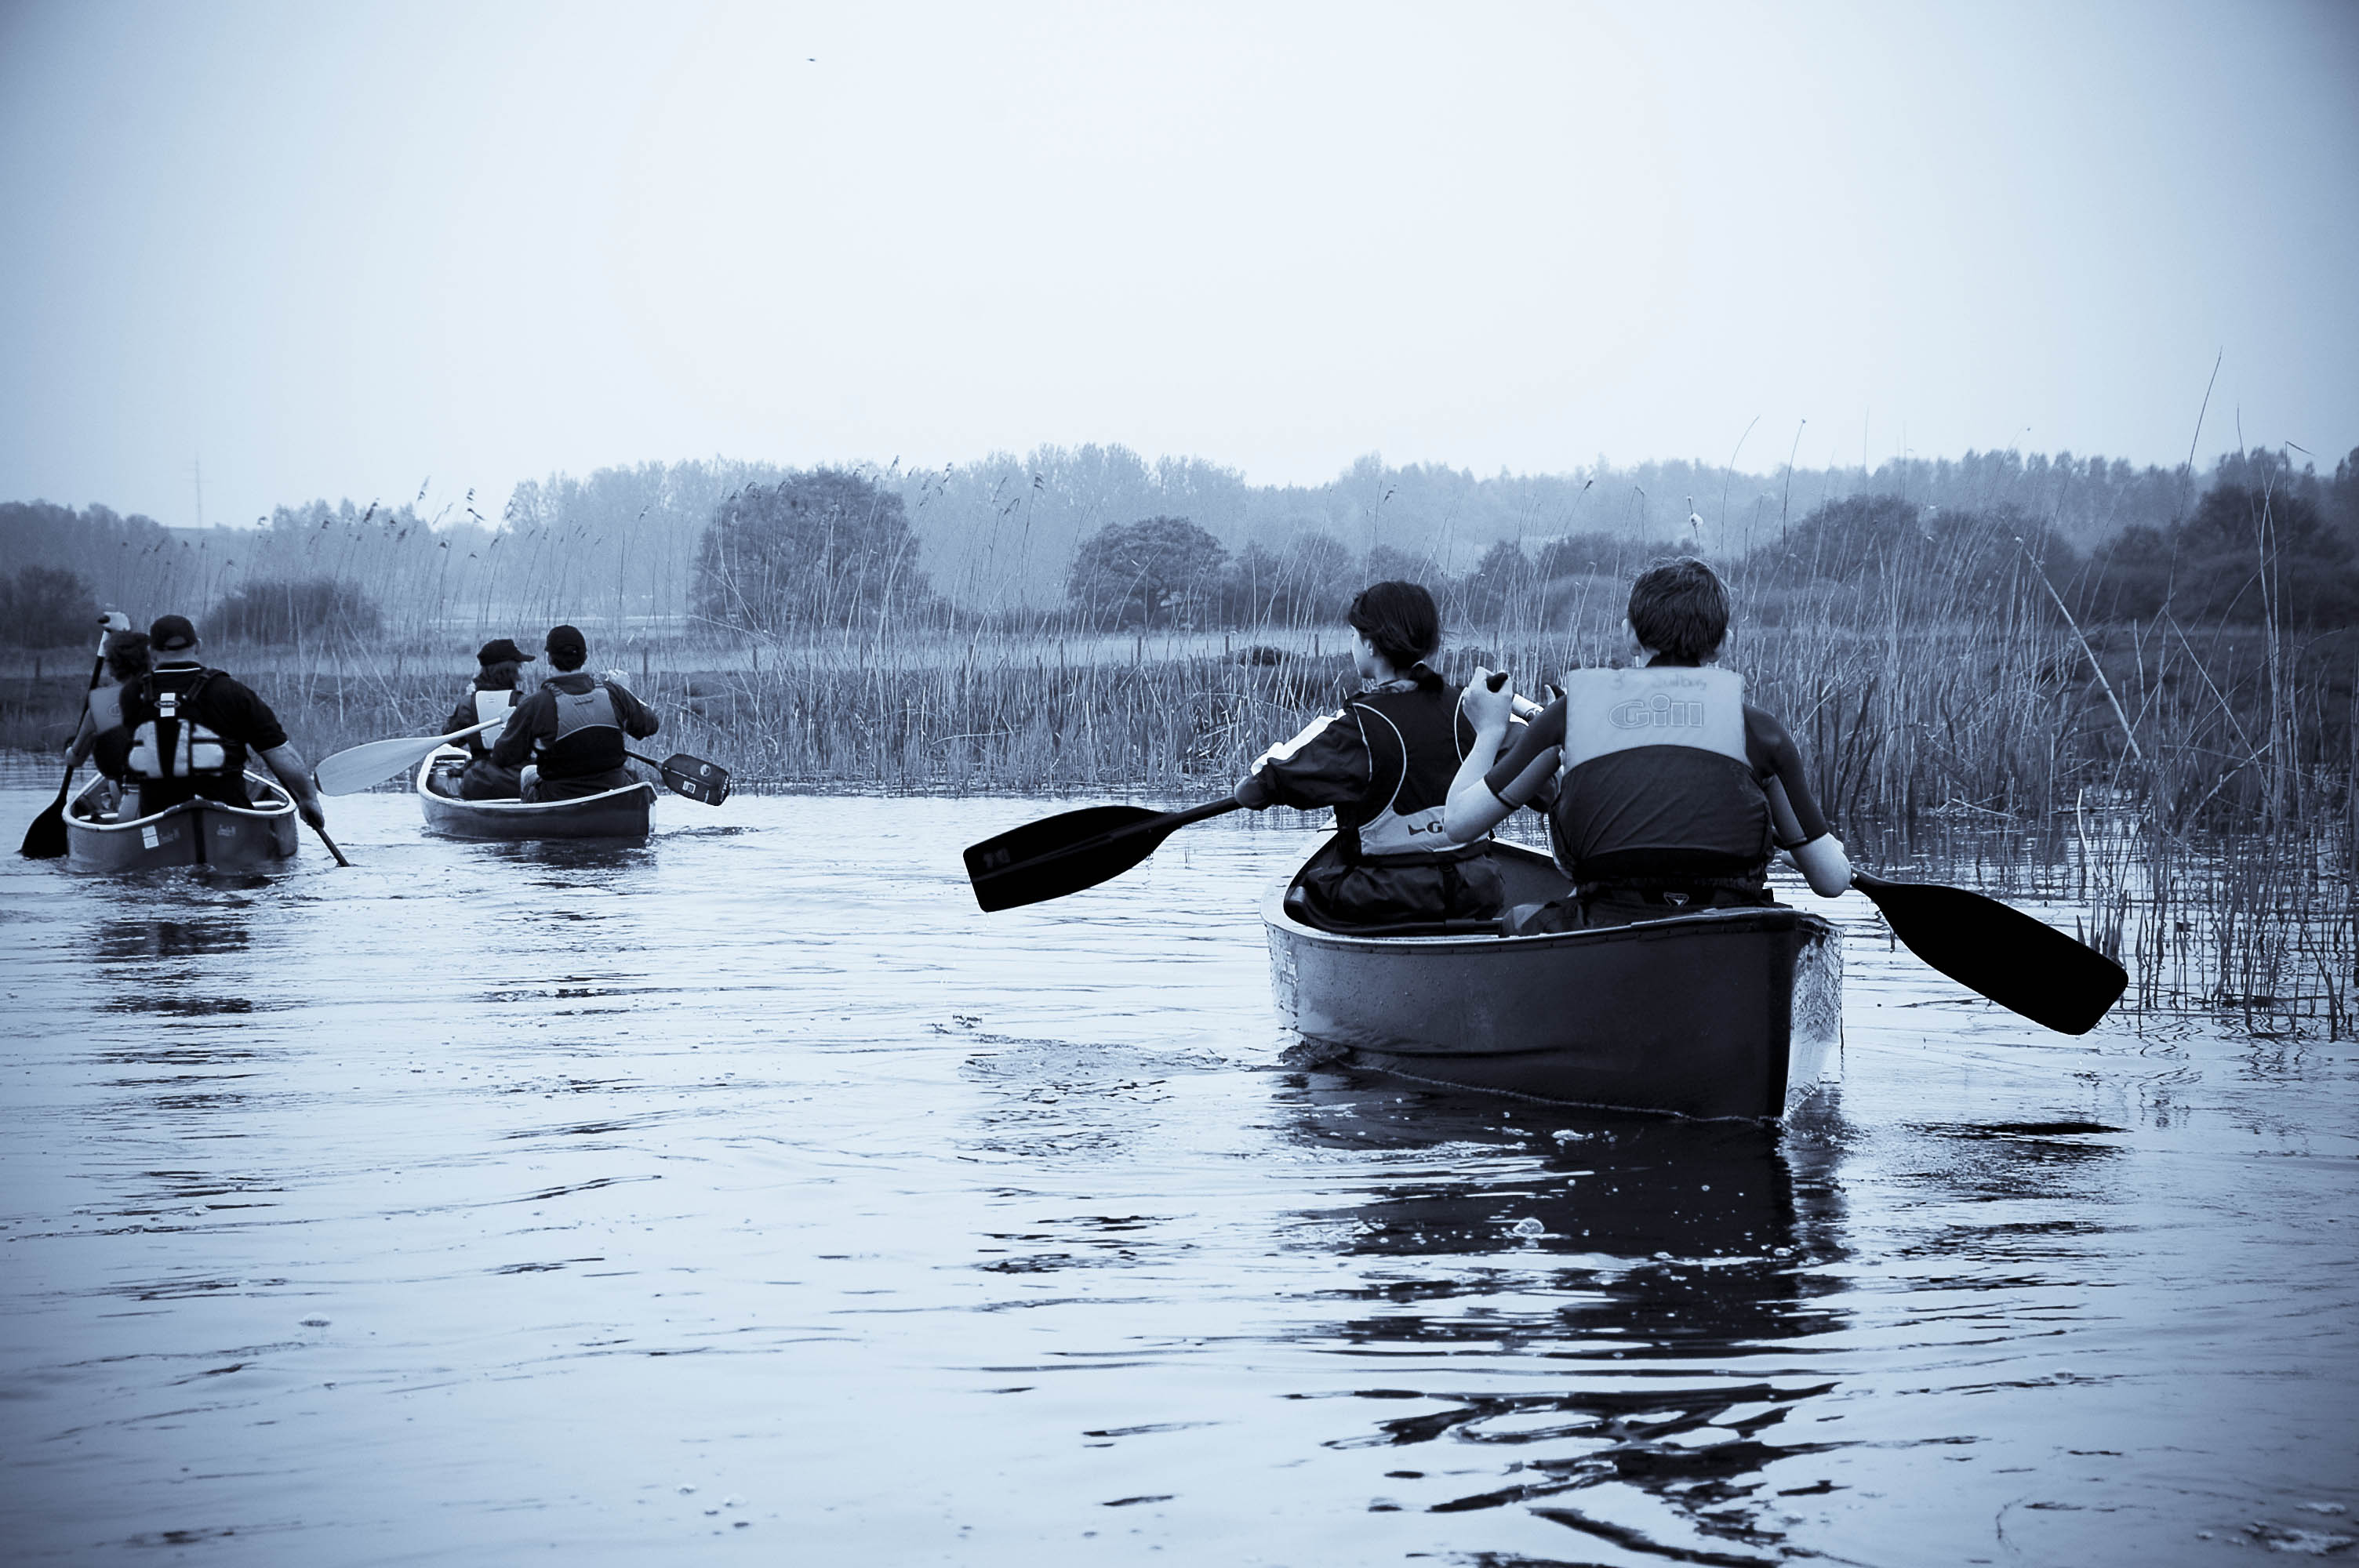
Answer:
[
  {"left": 64, "top": 771, "right": 300, "bottom": 873},
  {"left": 1263, "top": 838, "right": 1841, "bottom": 1120},
  {"left": 415, "top": 749, "right": 656, "bottom": 840}
]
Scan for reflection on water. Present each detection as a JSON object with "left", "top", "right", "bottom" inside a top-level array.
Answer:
[
  {"left": 1278, "top": 1083, "right": 1852, "bottom": 1559},
  {"left": 0, "top": 791, "right": 2353, "bottom": 1565}
]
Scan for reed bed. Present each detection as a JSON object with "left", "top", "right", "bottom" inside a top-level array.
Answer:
[{"left": 5, "top": 556, "right": 2350, "bottom": 1038}]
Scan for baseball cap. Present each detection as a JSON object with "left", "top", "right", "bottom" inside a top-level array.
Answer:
[
  {"left": 150, "top": 615, "right": 198, "bottom": 652},
  {"left": 477, "top": 637, "right": 534, "bottom": 665},
  {"left": 544, "top": 624, "right": 587, "bottom": 659}
]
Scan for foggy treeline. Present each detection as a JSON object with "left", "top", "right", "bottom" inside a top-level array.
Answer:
[{"left": 10, "top": 443, "right": 2354, "bottom": 644}]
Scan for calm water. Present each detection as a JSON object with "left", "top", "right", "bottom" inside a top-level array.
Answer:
[{"left": 1, "top": 789, "right": 2354, "bottom": 1566}]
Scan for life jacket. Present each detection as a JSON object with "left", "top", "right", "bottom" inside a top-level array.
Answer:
[
  {"left": 1336, "top": 677, "right": 1485, "bottom": 862},
  {"left": 126, "top": 667, "right": 231, "bottom": 782},
  {"left": 1550, "top": 665, "right": 1772, "bottom": 884},
  {"left": 85, "top": 683, "right": 133, "bottom": 778},
  {"left": 536, "top": 680, "right": 626, "bottom": 777},
  {"left": 473, "top": 688, "right": 517, "bottom": 745}
]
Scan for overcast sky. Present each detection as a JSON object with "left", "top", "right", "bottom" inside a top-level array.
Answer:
[{"left": 2, "top": 0, "right": 2354, "bottom": 530}]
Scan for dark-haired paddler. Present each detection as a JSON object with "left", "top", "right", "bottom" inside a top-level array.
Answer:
[
  {"left": 444, "top": 637, "right": 534, "bottom": 800},
  {"left": 1445, "top": 557, "right": 1849, "bottom": 932},
  {"left": 487, "top": 624, "right": 658, "bottom": 802},
  {"left": 1233, "top": 581, "right": 1532, "bottom": 927},
  {"left": 64, "top": 623, "right": 151, "bottom": 813},
  {"left": 116, "top": 615, "right": 329, "bottom": 830}
]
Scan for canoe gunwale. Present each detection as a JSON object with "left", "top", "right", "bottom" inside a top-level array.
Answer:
[
  {"left": 63, "top": 770, "right": 300, "bottom": 872},
  {"left": 414, "top": 747, "right": 656, "bottom": 840},
  {"left": 1263, "top": 835, "right": 1842, "bottom": 1120}
]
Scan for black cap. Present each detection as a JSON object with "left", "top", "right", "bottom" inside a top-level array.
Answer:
[
  {"left": 150, "top": 614, "right": 198, "bottom": 652},
  {"left": 476, "top": 637, "right": 534, "bottom": 666},
  {"left": 544, "top": 624, "right": 587, "bottom": 659}
]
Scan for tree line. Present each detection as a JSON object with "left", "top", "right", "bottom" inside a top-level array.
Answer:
[{"left": 2, "top": 445, "right": 2354, "bottom": 648}]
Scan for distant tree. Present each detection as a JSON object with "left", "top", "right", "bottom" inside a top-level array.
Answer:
[
  {"left": 210, "top": 576, "right": 384, "bottom": 644},
  {"left": 1278, "top": 533, "right": 1354, "bottom": 622},
  {"left": 1067, "top": 516, "right": 1227, "bottom": 629},
  {"left": 1533, "top": 531, "right": 1644, "bottom": 583},
  {"left": 1458, "top": 540, "right": 1539, "bottom": 626},
  {"left": 2329, "top": 447, "right": 2359, "bottom": 541},
  {"left": 1364, "top": 545, "right": 1442, "bottom": 591},
  {"left": 0, "top": 564, "right": 100, "bottom": 648},
  {"left": 693, "top": 467, "right": 932, "bottom": 635},
  {"left": 2088, "top": 483, "right": 2359, "bottom": 627}
]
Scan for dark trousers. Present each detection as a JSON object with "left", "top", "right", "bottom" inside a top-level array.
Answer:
[
  {"left": 457, "top": 759, "right": 522, "bottom": 799},
  {"left": 136, "top": 775, "right": 252, "bottom": 818},
  {"left": 523, "top": 765, "right": 635, "bottom": 802}
]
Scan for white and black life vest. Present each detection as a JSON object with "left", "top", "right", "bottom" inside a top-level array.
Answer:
[
  {"left": 474, "top": 688, "right": 517, "bottom": 739},
  {"left": 1337, "top": 680, "right": 1485, "bottom": 861},
  {"left": 126, "top": 668, "right": 230, "bottom": 781},
  {"left": 536, "top": 681, "right": 626, "bottom": 777},
  {"left": 1550, "top": 665, "right": 1772, "bottom": 882}
]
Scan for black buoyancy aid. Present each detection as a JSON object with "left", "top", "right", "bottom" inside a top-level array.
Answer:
[
  {"left": 1337, "top": 681, "right": 1483, "bottom": 861},
  {"left": 1551, "top": 666, "right": 1772, "bottom": 882},
  {"left": 538, "top": 681, "right": 625, "bottom": 776},
  {"left": 85, "top": 684, "right": 133, "bottom": 778},
  {"left": 126, "top": 667, "right": 231, "bottom": 781}
]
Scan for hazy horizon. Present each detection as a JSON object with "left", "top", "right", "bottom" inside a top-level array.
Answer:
[{"left": 4, "top": 1, "right": 2354, "bottom": 534}]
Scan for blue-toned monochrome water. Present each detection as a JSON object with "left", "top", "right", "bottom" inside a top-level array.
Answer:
[{"left": 2, "top": 790, "right": 2354, "bottom": 1565}]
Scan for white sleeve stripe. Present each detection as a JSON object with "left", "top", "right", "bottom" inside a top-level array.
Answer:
[{"left": 1251, "top": 709, "right": 1349, "bottom": 773}]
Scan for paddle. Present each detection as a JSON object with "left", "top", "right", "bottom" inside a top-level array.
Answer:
[
  {"left": 307, "top": 820, "right": 351, "bottom": 867},
  {"left": 627, "top": 750, "right": 731, "bottom": 805},
  {"left": 314, "top": 717, "right": 503, "bottom": 796},
  {"left": 1852, "top": 869, "right": 2127, "bottom": 1035},
  {"left": 966, "top": 797, "right": 1245, "bottom": 913},
  {"left": 18, "top": 628, "right": 112, "bottom": 860}
]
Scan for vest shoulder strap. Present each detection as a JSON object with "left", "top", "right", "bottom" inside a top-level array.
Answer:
[{"left": 1559, "top": 666, "right": 1749, "bottom": 771}]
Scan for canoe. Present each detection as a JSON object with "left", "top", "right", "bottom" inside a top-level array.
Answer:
[
  {"left": 1264, "top": 837, "right": 1841, "bottom": 1120},
  {"left": 64, "top": 771, "right": 300, "bottom": 873},
  {"left": 415, "top": 747, "right": 656, "bottom": 840}
]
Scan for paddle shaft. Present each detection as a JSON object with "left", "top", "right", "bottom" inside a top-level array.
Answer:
[
  {"left": 308, "top": 821, "right": 351, "bottom": 867},
  {"left": 966, "top": 796, "right": 1245, "bottom": 911},
  {"left": 1023, "top": 797, "right": 1244, "bottom": 864},
  {"left": 17, "top": 643, "right": 108, "bottom": 859}
]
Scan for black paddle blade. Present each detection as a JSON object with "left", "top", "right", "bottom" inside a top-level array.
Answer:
[
  {"left": 660, "top": 753, "right": 730, "bottom": 805},
  {"left": 965, "top": 804, "right": 1173, "bottom": 912},
  {"left": 19, "top": 768, "right": 74, "bottom": 860},
  {"left": 1855, "top": 873, "right": 2128, "bottom": 1035},
  {"left": 18, "top": 793, "right": 68, "bottom": 859}
]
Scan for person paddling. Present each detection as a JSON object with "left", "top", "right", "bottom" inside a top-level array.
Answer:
[
  {"left": 1445, "top": 557, "right": 1850, "bottom": 931},
  {"left": 442, "top": 637, "right": 533, "bottom": 800},
  {"left": 1233, "top": 581, "right": 1532, "bottom": 927},
  {"left": 63, "top": 628, "right": 151, "bottom": 815},
  {"left": 485, "top": 624, "right": 658, "bottom": 802},
  {"left": 116, "top": 614, "right": 329, "bottom": 831}
]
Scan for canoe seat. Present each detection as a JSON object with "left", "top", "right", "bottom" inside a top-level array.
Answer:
[{"left": 1281, "top": 884, "right": 1504, "bottom": 940}]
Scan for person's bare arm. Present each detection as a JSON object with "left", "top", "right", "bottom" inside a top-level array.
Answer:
[
  {"left": 260, "top": 743, "right": 326, "bottom": 828},
  {"left": 64, "top": 710, "right": 97, "bottom": 770},
  {"left": 1763, "top": 756, "right": 1850, "bottom": 897},
  {"left": 1441, "top": 671, "right": 1520, "bottom": 842}
]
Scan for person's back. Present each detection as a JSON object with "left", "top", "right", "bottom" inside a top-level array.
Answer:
[
  {"left": 68, "top": 630, "right": 151, "bottom": 794},
  {"left": 444, "top": 640, "right": 533, "bottom": 799},
  {"left": 114, "top": 614, "right": 328, "bottom": 833},
  {"left": 1234, "top": 582, "right": 1507, "bottom": 927},
  {"left": 1445, "top": 558, "right": 1850, "bottom": 931},
  {"left": 487, "top": 624, "right": 658, "bottom": 801}
]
